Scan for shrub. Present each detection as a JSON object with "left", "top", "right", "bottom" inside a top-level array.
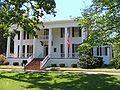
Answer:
[
  {"left": 78, "top": 55, "right": 103, "bottom": 69},
  {"left": 13, "top": 62, "right": 19, "bottom": 66},
  {"left": 59, "top": 63, "right": 65, "bottom": 67},
  {"left": 50, "top": 63, "right": 57, "bottom": 67},
  {"left": 4, "top": 61, "right": 9, "bottom": 65},
  {"left": 0, "top": 54, "right": 6, "bottom": 65},
  {"left": 94, "top": 57, "right": 103, "bottom": 68},
  {"left": 71, "top": 63, "right": 77, "bottom": 68},
  {"left": 21, "top": 60, "right": 28, "bottom": 66},
  {"left": 110, "top": 58, "right": 120, "bottom": 69}
]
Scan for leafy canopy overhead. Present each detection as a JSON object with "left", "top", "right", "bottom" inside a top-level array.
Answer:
[
  {"left": 0, "top": 0, "right": 56, "bottom": 37},
  {"left": 78, "top": 0, "right": 120, "bottom": 46}
]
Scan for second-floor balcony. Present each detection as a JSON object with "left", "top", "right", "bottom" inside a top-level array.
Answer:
[{"left": 39, "top": 35, "right": 49, "bottom": 41}]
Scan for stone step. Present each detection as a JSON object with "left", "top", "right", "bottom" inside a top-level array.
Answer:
[{"left": 26, "top": 58, "right": 43, "bottom": 70}]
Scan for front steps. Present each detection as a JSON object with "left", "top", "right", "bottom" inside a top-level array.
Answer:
[{"left": 26, "top": 58, "right": 43, "bottom": 70}]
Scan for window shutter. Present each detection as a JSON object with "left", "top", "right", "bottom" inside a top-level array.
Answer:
[
  {"left": 79, "top": 27, "right": 81, "bottom": 37},
  {"left": 72, "top": 44, "right": 74, "bottom": 53},
  {"left": 27, "top": 34, "right": 29, "bottom": 39},
  {"left": 72, "top": 27, "right": 74, "bottom": 37},
  {"left": 61, "top": 28, "right": 63, "bottom": 38},
  {"left": 18, "top": 31, "right": 20, "bottom": 40},
  {"left": 27, "top": 45, "right": 29, "bottom": 53},
  {"left": 18, "top": 45, "right": 19, "bottom": 57},
  {"left": 91, "top": 48, "right": 93, "bottom": 56},
  {"left": 100, "top": 47, "right": 102, "bottom": 56},
  {"left": 105, "top": 47, "right": 108, "bottom": 56},
  {"left": 97, "top": 47, "right": 99, "bottom": 56},
  {"left": 24, "top": 31, "right": 26, "bottom": 39}
]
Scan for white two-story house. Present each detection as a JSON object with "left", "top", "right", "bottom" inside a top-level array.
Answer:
[{"left": 6, "top": 19, "right": 112, "bottom": 70}]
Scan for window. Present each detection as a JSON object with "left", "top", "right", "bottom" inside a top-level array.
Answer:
[
  {"left": 18, "top": 45, "right": 19, "bottom": 57},
  {"left": 97, "top": 47, "right": 99, "bottom": 56},
  {"left": 100, "top": 47, "right": 102, "bottom": 56},
  {"left": 18, "top": 31, "right": 20, "bottom": 40},
  {"left": 27, "top": 34, "right": 34, "bottom": 39},
  {"left": 105, "top": 47, "right": 108, "bottom": 56},
  {"left": 44, "top": 29, "right": 49, "bottom": 35},
  {"left": 60, "top": 44, "right": 64, "bottom": 57},
  {"left": 27, "top": 45, "right": 33, "bottom": 53},
  {"left": 23, "top": 31, "right": 26, "bottom": 40},
  {"left": 54, "top": 48, "right": 56, "bottom": 52},
  {"left": 72, "top": 27, "right": 81, "bottom": 37},
  {"left": 23, "top": 45, "right": 25, "bottom": 53},
  {"left": 23, "top": 45, "right": 25, "bottom": 57},
  {"left": 91, "top": 48, "right": 93, "bottom": 56},
  {"left": 60, "top": 28, "right": 65, "bottom": 38},
  {"left": 60, "top": 44, "right": 64, "bottom": 53},
  {"left": 27, "top": 33, "right": 29, "bottom": 39},
  {"left": 72, "top": 44, "right": 79, "bottom": 53}
]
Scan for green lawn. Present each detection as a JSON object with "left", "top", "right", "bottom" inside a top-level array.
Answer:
[
  {"left": 45, "top": 67, "right": 120, "bottom": 73},
  {"left": 0, "top": 71, "right": 120, "bottom": 90},
  {"left": 0, "top": 65, "right": 23, "bottom": 69}
]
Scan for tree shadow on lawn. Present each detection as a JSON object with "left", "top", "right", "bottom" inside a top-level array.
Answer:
[{"left": 0, "top": 71, "right": 120, "bottom": 90}]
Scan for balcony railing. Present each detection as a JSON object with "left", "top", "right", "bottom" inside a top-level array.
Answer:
[
  {"left": 9, "top": 53, "right": 32, "bottom": 58},
  {"left": 39, "top": 35, "right": 48, "bottom": 41},
  {"left": 49, "top": 53, "right": 79, "bottom": 59}
]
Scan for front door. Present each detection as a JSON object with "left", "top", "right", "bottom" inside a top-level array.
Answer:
[{"left": 44, "top": 45, "right": 48, "bottom": 57}]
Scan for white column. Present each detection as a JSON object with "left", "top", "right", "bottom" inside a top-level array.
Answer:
[
  {"left": 6, "top": 36, "right": 11, "bottom": 57},
  {"left": 107, "top": 47, "right": 109, "bottom": 56},
  {"left": 19, "top": 30, "right": 23, "bottom": 58},
  {"left": 82, "top": 28, "right": 85, "bottom": 42},
  {"left": 48, "top": 28, "right": 52, "bottom": 58},
  {"left": 25, "top": 45, "right": 27, "bottom": 58},
  {"left": 33, "top": 37, "right": 37, "bottom": 58},
  {"left": 65, "top": 27, "right": 68, "bottom": 58}
]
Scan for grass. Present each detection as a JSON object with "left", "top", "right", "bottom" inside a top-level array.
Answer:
[
  {"left": 45, "top": 67, "right": 120, "bottom": 73},
  {"left": 0, "top": 65, "right": 23, "bottom": 69},
  {"left": 0, "top": 71, "right": 120, "bottom": 90}
]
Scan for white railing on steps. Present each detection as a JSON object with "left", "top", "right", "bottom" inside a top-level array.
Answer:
[
  {"left": 25, "top": 55, "right": 33, "bottom": 66},
  {"left": 40, "top": 55, "right": 49, "bottom": 69}
]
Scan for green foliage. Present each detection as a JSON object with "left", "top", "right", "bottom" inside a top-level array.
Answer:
[
  {"left": 112, "top": 43, "right": 120, "bottom": 58},
  {"left": 78, "top": 43, "right": 92, "bottom": 56},
  {"left": 0, "top": 54, "right": 6, "bottom": 65},
  {"left": 0, "top": 28, "right": 7, "bottom": 54},
  {"left": 50, "top": 63, "right": 56, "bottom": 67},
  {"left": 71, "top": 63, "right": 77, "bottom": 68},
  {"left": 13, "top": 62, "right": 19, "bottom": 66},
  {"left": 3, "top": 61, "right": 9, "bottom": 65},
  {"left": 59, "top": 63, "right": 65, "bottom": 67},
  {"left": 78, "top": 55, "right": 103, "bottom": 69},
  {"left": 110, "top": 58, "right": 120, "bottom": 69},
  {"left": 0, "top": 71, "right": 120, "bottom": 90},
  {"left": 0, "top": 0, "right": 56, "bottom": 37},
  {"left": 77, "top": 0, "right": 120, "bottom": 46}
]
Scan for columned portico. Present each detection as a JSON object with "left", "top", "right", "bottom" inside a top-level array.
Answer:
[
  {"left": 6, "top": 36, "right": 11, "bottom": 57},
  {"left": 65, "top": 27, "right": 68, "bottom": 58},
  {"left": 48, "top": 28, "right": 52, "bottom": 58},
  {"left": 19, "top": 30, "right": 23, "bottom": 58}
]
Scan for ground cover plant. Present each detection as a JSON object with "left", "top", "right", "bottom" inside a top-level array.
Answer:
[
  {"left": 45, "top": 67, "right": 120, "bottom": 73},
  {"left": 0, "top": 71, "right": 120, "bottom": 90},
  {"left": 0, "top": 65, "right": 23, "bottom": 69}
]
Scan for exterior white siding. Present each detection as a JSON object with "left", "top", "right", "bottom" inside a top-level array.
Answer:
[{"left": 6, "top": 19, "right": 112, "bottom": 67}]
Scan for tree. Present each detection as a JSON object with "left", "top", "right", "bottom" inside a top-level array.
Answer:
[
  {"left": 77, "top": 0, "right": 120, "bottom": 45},
  {"left": 0, "top": 28, "right": 7, "bottom": 54},
  {"left": 0, "top": 0, "right": 56, "bottom": 38},
  {"left": 77, "top": 0, "right": 120, "bottom": 57}
]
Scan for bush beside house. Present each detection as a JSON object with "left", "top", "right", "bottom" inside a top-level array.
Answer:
[
  {"left": 110, "top": 58, "right": 120, "bottom": 69},
  {"left": 78, "top": 55, "right": 103, "bottom": 69}
]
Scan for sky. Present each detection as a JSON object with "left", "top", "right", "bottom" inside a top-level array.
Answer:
[{"left": 45, "top": 0, "right": 92, "bottom": 21}]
